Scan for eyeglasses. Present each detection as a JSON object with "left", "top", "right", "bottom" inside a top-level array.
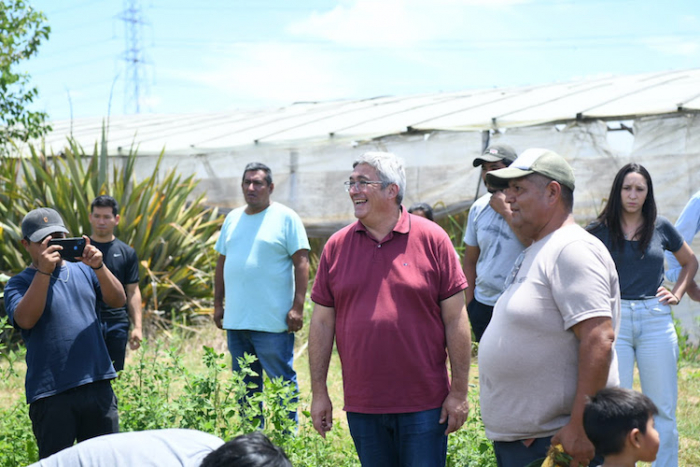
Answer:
[{"left": 343, "top": 180, "right": 385, "bottom": 192}]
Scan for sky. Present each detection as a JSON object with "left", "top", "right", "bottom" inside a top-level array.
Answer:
[{"left": 18, "top": 0, "right": 700, "bottom": 122}]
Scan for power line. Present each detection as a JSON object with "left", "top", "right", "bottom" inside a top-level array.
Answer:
[
  {"left": 44, "top": 0, "right": 111, "bottom": 16},
  {"left": 37, "top": 37, "right": 116, "bottom": 58},
  {"left": 147, "top": 32, "right": 700, "bottom": 51},
  {"left": 32, "top": 54, "right": 115, "bottom": 75},
  {"left": 49, "top": 17, "right": 113, "bottom": 34},
  {"left": 147, "top": 0, "right": 638, "bottom": 11}
]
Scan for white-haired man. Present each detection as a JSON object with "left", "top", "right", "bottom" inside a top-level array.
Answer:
[{"left": 309, "top": 152, "right": 471, "bottom": 466}]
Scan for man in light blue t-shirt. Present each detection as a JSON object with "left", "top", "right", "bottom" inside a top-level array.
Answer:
[
  {"left": 463, "top": 144, "right": 526, "bottom": 341},
  {"left": 213, "top": 162, "right": 310, "bottom": 423}
]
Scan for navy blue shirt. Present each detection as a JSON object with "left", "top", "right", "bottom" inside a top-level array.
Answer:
[
  {"left": 588, "top": 216, "right": 683, "bottom": 299},
  {"left": 4, "top": 262, "right": 117, "bottom": 403},
  {"left": 90, "top": 238, "right": 139, "bottom": 322}
]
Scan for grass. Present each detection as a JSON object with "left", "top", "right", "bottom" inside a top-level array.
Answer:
[
  {"left": 2, "top": 309, "right": 700, "bottom": 466},
  {"left": 675, "top": 366, "right": 700, "bottom": 466}
]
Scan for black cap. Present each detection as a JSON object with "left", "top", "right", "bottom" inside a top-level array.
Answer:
[
  {"left": 473, "top": 144, "right": 518, "bottom": 167},
  {"left": 21, "top": 207, "right": 69, "bottom": 242}
]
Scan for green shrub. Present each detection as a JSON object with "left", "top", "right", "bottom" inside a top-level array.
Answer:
[
  {"left": 0, "top": 400, "right": 36, "bottom": 467},
  {"left": 675, "top": 315, "right": 700, "bottom": 365},
  {"left": 447, "top": 389, "right": 496, "bottom": 466},
  {"left": 0, "top": 339, "right": 503, "bottom": 466}
]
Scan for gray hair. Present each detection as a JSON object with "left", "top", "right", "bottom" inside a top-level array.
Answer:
[
  {"left": 353, "top": 152, "right": 406, "bottom": 205},
  {"left": 242, "top": 162, "right": 273, "bottom": 185}
]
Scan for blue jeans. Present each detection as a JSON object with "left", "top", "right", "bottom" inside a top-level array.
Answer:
[
  {"left": 101, "top": 319, "right": 129, "bottom": 372},
  {"left": 227, "top": 330, "right": 298, "bottom": 423},
  {"left": 617, "top": 298, "right": 678, "bottom": 467},
  {"left": 346, "top": 408, "right": 447, "bottom": 467}
]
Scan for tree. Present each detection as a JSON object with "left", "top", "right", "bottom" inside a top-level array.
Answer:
[{"left": 0, "top": 0, "right": 50, "bottom": 150}]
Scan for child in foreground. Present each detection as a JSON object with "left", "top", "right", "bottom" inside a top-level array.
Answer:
[{"left": 583, "top": 387, "right": 660, "bottom": 467}]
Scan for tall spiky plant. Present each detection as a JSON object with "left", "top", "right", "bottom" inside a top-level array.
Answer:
[{"left": 0, "top": 133, "right": 222, "bottom": 322}]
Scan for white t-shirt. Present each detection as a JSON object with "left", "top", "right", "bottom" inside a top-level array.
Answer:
[
  {"left": 464, "top": 193, "right": 524, "bottom": 306},
  {"left": 478, "top": 224, "right": 621, "bottom": 441},
  {"left": 31, "top": 429, "right": 224, "bottom": 467}
]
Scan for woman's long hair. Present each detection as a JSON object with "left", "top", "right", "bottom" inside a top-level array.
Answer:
[{"left": 590, "top": 163, "right": 657, "bottom": 253}]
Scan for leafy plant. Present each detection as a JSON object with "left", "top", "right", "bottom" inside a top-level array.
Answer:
[
  {"left": 0, "top": 156, "right": 26, "bottom": 273},
  {"left": 0, "top": 399, "right": 36, "bottom": 467},
  {"left": 446, "top": 388, "right": 496, "bottom": 466},
  {"left": 0, "top": 138, "right": 223, "bottom": 321},
  {"left": 432, "top": 202, "right": 468, "bottom": 258},
  {"left": 0, "top": 0, "right": 51, "bottom": 150},
  {"left": 674, "top": 315, "right": 700, "bottom": 365},
  {"left": 0, "top": 317, "right": 24, "bottom": 377}
]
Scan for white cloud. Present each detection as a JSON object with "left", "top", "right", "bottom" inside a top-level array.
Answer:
[
  {"left": 287, "top": 0, "right": 431, "bottom": 47},
  {"left": 287, "top": 0, "right": 530, "bottom": 48},
  {"left": 170, "top": 43, "right": 357, "bottom": 107},
  {"left": 642, "top": 37, "right": 700, "bottom": 57},
  {"left": 433, "top": 0, "right": 529, "bottom": 4},
  {"left": 679, "top": 15, "right": 699, "bottom": 27}
]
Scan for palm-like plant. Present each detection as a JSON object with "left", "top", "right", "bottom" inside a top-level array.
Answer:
[{"left": 0, "top": 135, "right": 223, "bottom": 322}]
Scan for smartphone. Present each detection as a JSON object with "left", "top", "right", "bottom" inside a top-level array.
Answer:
[{"left": 48, "top": 237, "right": 86, "bottom": 261}]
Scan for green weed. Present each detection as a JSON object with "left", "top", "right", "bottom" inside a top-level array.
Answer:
[{"left": 675, "top": 315, "right": 700, "bottom": 365}]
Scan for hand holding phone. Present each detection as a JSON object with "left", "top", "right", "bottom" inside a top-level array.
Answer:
[{"left": 48, "top": 237, "right": 86, "bottom": 262}]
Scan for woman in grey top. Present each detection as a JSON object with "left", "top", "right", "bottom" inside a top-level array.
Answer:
[{"left": 587, "top": 163, "right": 697, "bottom": 467}]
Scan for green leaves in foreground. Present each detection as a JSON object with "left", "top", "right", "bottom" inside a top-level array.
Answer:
[{"left": 112, "top": 341, "right": 359, "bottom": 467}]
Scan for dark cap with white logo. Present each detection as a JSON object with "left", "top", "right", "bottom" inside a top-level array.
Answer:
[{"left": 21, "top": 207, "right": 69, "bottom": 242}]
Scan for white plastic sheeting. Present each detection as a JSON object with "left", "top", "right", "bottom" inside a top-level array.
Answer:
[
  {"left": 14, "top": 67, "right": 697, "bottom": 235},
  {"left": 20, "top": 69, "right": 699, "bottom": 230},
  {"left": 622, "top": 113, "right": 700, "bottom": 341},
  {"left": 18, "top": 69, "right": 700, "bottom": 339},
  {"left": 28, "top": 68, "right": 700, "bottom": 153}
]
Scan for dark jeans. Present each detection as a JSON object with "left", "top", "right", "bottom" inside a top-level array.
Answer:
[
  {"left": 101, "top": 318, "right": 129, "bottom": 372},
  {"left": 493, "top": 436, "right": 603, "bottom": 467},
  {"left": 29, "top": 380, "right": 119, "bottom": 459},
  {"left": 467, "top": 298, "right": 494, "bottom": 342},
  {"left": 346, "top": 408, "right": 447, "bottom": 467}
]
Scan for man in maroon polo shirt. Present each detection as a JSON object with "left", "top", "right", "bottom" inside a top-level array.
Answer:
[{"left": 308, "top": 151, "right": 472, "bottom": 467}]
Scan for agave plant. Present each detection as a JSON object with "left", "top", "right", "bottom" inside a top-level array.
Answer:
[
  {"left": 0, "top": 155, "right": 27, "bottom": 273},
  {"left": 0, "top": 133, "right": 223, "bottom": 323}
]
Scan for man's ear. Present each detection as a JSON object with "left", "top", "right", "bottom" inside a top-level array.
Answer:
[
  {"left": 546, "top": 180, "right": 562, "bottom": 206},
  {"left": 115, "top": 214, "right": 120, "bottom": 226},
  {"left": 628, "top": 427, "right": 642, "bottom": 448},
  {"left": 21, "top": 238, "right": 29, "bottom": 250},
  {"left": 269, "top": 182, "right": 275, "bottom": 194}
]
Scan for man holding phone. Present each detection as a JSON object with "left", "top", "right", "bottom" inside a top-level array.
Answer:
[
  {"left": 3, "top": 207, "right": 125, "bottom": 459},
  {"left": 48, "top": 236, "right": 86, "bottom": 259},
  {"left": 89, "top": 195, "right": 143, "bottom": 371}
]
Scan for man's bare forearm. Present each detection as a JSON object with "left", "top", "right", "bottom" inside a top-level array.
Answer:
[
  {"left": 292, "top": 250, "right": 310, "bottom": 311},
  {"left": 308, "top": 304, "right": 336, "bottom": 395}
]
